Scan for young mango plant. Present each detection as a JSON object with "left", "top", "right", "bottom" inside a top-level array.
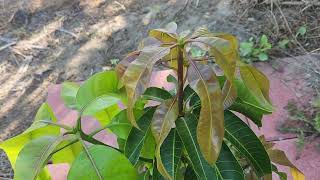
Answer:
[{"left": 0, "top": 22, "right": 305, "bottom": 180}]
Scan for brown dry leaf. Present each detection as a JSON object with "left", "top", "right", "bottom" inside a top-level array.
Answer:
[
  {"left": 187, "top": 62, "right": 224, "bottom": 165},
  {"left": 123, "top": 47, "right": 170, "bottom": 128}
]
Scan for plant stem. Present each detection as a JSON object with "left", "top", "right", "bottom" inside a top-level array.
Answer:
[
  {"left": 177, "top": 46, "right": 184, "bottom": 117},
  {"left": 38, "top": 120, "right": 73, "bottom": 131},
  {"left": 78, "top": 134, "right": 103, "bottom": 180}
]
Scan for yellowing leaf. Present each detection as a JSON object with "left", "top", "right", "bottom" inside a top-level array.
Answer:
[
  {"left": 151, "top": 98, "right": 178, "bottom": 179},
  {"left": 148, "top": 22, "right": 178, "bottom": 43},
  {"left": 187, "top": 62, "right": 224, "bottom": 165},
  {"left": 222, "top": 80, "right": 237, "bottom": 109},
  {"left": 291, "top": 168, "right": 305, "bottom": 180},
  {"left": 123, "top": 46, "right": 170, "bottom": 128},
  {"left": 116, "top": 51, "right": 140, "bottom": 80}
]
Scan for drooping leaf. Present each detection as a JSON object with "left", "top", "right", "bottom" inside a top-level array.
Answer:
[
  {"left": 175, "top": 114, "right": 216, "bottom": 180},
  {"left": 260, "top": 136, "right": 304, "bottom": 180},
  {"left": 159, "top": 129, "right": 183, "bottom": 180},
  {"left": 239, "top": 64, "right": 272, "bottom": 106},
  {"left": 124, "top": 107, "right": 156, "bottom": 165},
  {"left": 151, "top": 98, "right": 178, "bottom": 178},
  {"left": 68, "top": 145, "right": 139, "bottom": 180},
  {"left": 14, "top": 136, "right": 65, "bottom": 180},
  {"left": 142, "top": 87, "right": 173, "bottom": 102},
  {"left": 224, "top": 111, "right": 272, "bottom": 177},
  {"left": 215, "top": 143, "right": 245, "bottom": 180},
  {"left": 222, "top": 79, "right": 237, "bottom": 109},
  {"left": 191, "top": 29, "right": 238, "bottom": 80},
  {"left": 229, "top": 79, "right": 273, "bottom": 127},
  {"left": 61, "top": 82, "right": 80, "bottom": 109},
  {"left": 76, "top": 71, "right": 123, "bottom": 115},
  {"left": 123, "top": 46, "right": 170, "bottom": 128},
  {"left": 187, "top": 62, "right": 224, "bottom": 165},
  {"left": 0, "top": 103, "right": 59, "bottom": 167},
  {"left": 116, "top": 51, "right": 140, "bottom": 82}
]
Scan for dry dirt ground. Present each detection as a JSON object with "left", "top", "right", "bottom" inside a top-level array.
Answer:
[{"left": 0, "top": 0, "right": 319, "bottom": 178}]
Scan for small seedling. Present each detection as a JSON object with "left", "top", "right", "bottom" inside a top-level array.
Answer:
[{"left": 240, "top": 35, "right": 272, "bottom": 63}]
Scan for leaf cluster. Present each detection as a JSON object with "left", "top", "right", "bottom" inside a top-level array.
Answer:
[{"left": 0, "top": 22, "right": 304, "bottom": 180}]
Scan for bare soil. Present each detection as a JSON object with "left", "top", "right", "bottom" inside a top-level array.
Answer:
[{"left": 0, "top": 0, "right": 319, "bottom": 178}]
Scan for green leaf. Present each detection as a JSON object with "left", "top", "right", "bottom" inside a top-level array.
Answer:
[
  {"left": 93, "top": 104, "right": 120, "bottom": 127},
  {"left": 76, "top": 71, "right": 122, "bottom": 115},
  {"left": 239, "top": 64, "right": 273, "bottom": 109},
  {"left": 224, "top": 111, "right": 272, "bottom": 177},
  {"left": 61, "top": 82, "right": 80, "bottom": 109},
  {"left": 0, "top": 103, "right": 59, "bottom": 167},
  {"left": 296, "top": 26, "right": 307, "bottom": 37},
  {"left": 175, "top": 114, "right": 216, "bottom": 180},
  {"left": 151, "top": 98, "right": 179, "bottom": 178},
  {"left": 51, "top": 136, "right": 82, "bottom": 164},
  {"left": 240, "top": 42, "right": 253, "bottom": 57},
  {"left": 159, "top": 129, "right": 183, "bottom": 180},
  {"left": 140, "top": 129, "right": 156, "bottom": 159},
  {"left": 14, "top": 136, "right": 65, "bottom": 180},
  {"left": 258, "top": 53, "right": 268, "bottom": 61},
  {"left": 149, "top": 22, "right": 177, "bottom": 43},
  {"left": 152, "top": 160, "right": 165, "bottom": 180},
  {"left": 215, "top": 143, "right": 245, "bottom": 180},
  {"left": 123, "top": 47, "right": 170, "bottom": 128},
  {"left": 143, "top": 87, "right": 173, "bottom": 102},
  {"left": 124, "top": 107, "right": 156, "bottom": 164},
  {"left": 187, "top": 63, "right": 224, "bottom": 165},
  {"left": 68, "top": 145, "right": 139, "bottom": 180},
  {"left": 259, "top": 35, "right": 269, "bottom": 47},
  {"left": 184, "top": 165, "right": 198, "bottom": 180},
  {"left": 108, "top": 109, "right": 142, "bottom": 140},
  {"left": 278, "top": 39, "right": 290, "bottom": 49},
  {"left": 229, "top": 79, "right": 272, "bottom": 126}
]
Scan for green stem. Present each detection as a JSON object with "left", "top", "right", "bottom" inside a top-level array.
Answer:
[
  {"left": 78, "top": 134, "right": 103, "bottom": 180},
  {"left": 38, "top": 120, "right": 73, "bottom": 131},
  {"left": 50, "top": 139, "right": 78, "bottom": 155}
]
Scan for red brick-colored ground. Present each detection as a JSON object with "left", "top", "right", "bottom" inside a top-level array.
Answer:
[{"left": 46, "top": 62, "right": 320, "bottom": 180}]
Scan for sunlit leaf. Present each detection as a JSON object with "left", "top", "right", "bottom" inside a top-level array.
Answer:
[
  {"left": 0, "top": 103, "right": 59, "bottom": 167},
  {"left": 151, "top": 98, "right": 178, "bottom": 178},
  {"left": 61, "top": 82, "right": 80, "bottom": 109},
  {"left": 68, "top": 145, "right": 139, "bottom": 180},
  {"left": 51, "top": 138, "right": 82, "bottom": 164},
  {"left": 76, "top": 71, "right": 123, "bottom": 117},
  {"left": 93, "top": 104, "right": 120, "bottom": 127},
  {"left": 14, "top": 136, "right": 65, "bottom": 180},
  {"left": 224, "top": 111, "right": 272, "bottom": 177},
  {"left": 123, "top": 46, "right": 170, "bottom": 128},
  {"left": 187, "top": 63, "right": 224, "bottom": 165},
  {"left": 159, "top": 129, "right": 183, "bottom": 180},
  {"left": 124, "top": 107, "right": 156, "bottom": 164},
  {"left": 116, "top": 51, "right": 140, "bottom": 81}
]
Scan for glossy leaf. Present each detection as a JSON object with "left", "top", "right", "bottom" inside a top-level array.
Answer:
[
  {"left": 224, "top": 111, "right": 272, "bottom": 177},
  {"left": 187, "top": 63, "right": 224, "bottom": 165},
  {"left": 239, "top": 64, "right": 272, "bottom": 106},
  {"left": 124, "top": 107, "right": 156, "bottom": 164},
  {"left": 229, "top": 79, "right": 273, "bottom": 126},
  {"left": 0, "top": 103, "right": 59, "bottom": 167},
  {"left": 159, "top": 129, "right": 183, "bottom": 180},
  {"left": 142, "top": 87, "right": 173, "bottom": 102},
  {"left": 123, "top": 46, "right": 170, "bottom": 128},
  {"left": 151, "top": 98, "right": 179, "bottom": 178},
  {"left": 76, "top": 71, "right": 122, "bottom": 115},
  {"left": 108, "top": 109, "right": 142, "bottom": 140},
  {"left": 215, "top": 143, "right": 245, "bottom": 180},
  {"left": 68, "top": 145, "right": 139, "bottom": 180},
  {"left": 14, "top": 136, "right": 65, "bottom": 180},
  {"left": 61, "top": 82, "right": 80, "bottom": 109},
  {"left": 175, "top": 115, "right": 216, "bottom": 179}
]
